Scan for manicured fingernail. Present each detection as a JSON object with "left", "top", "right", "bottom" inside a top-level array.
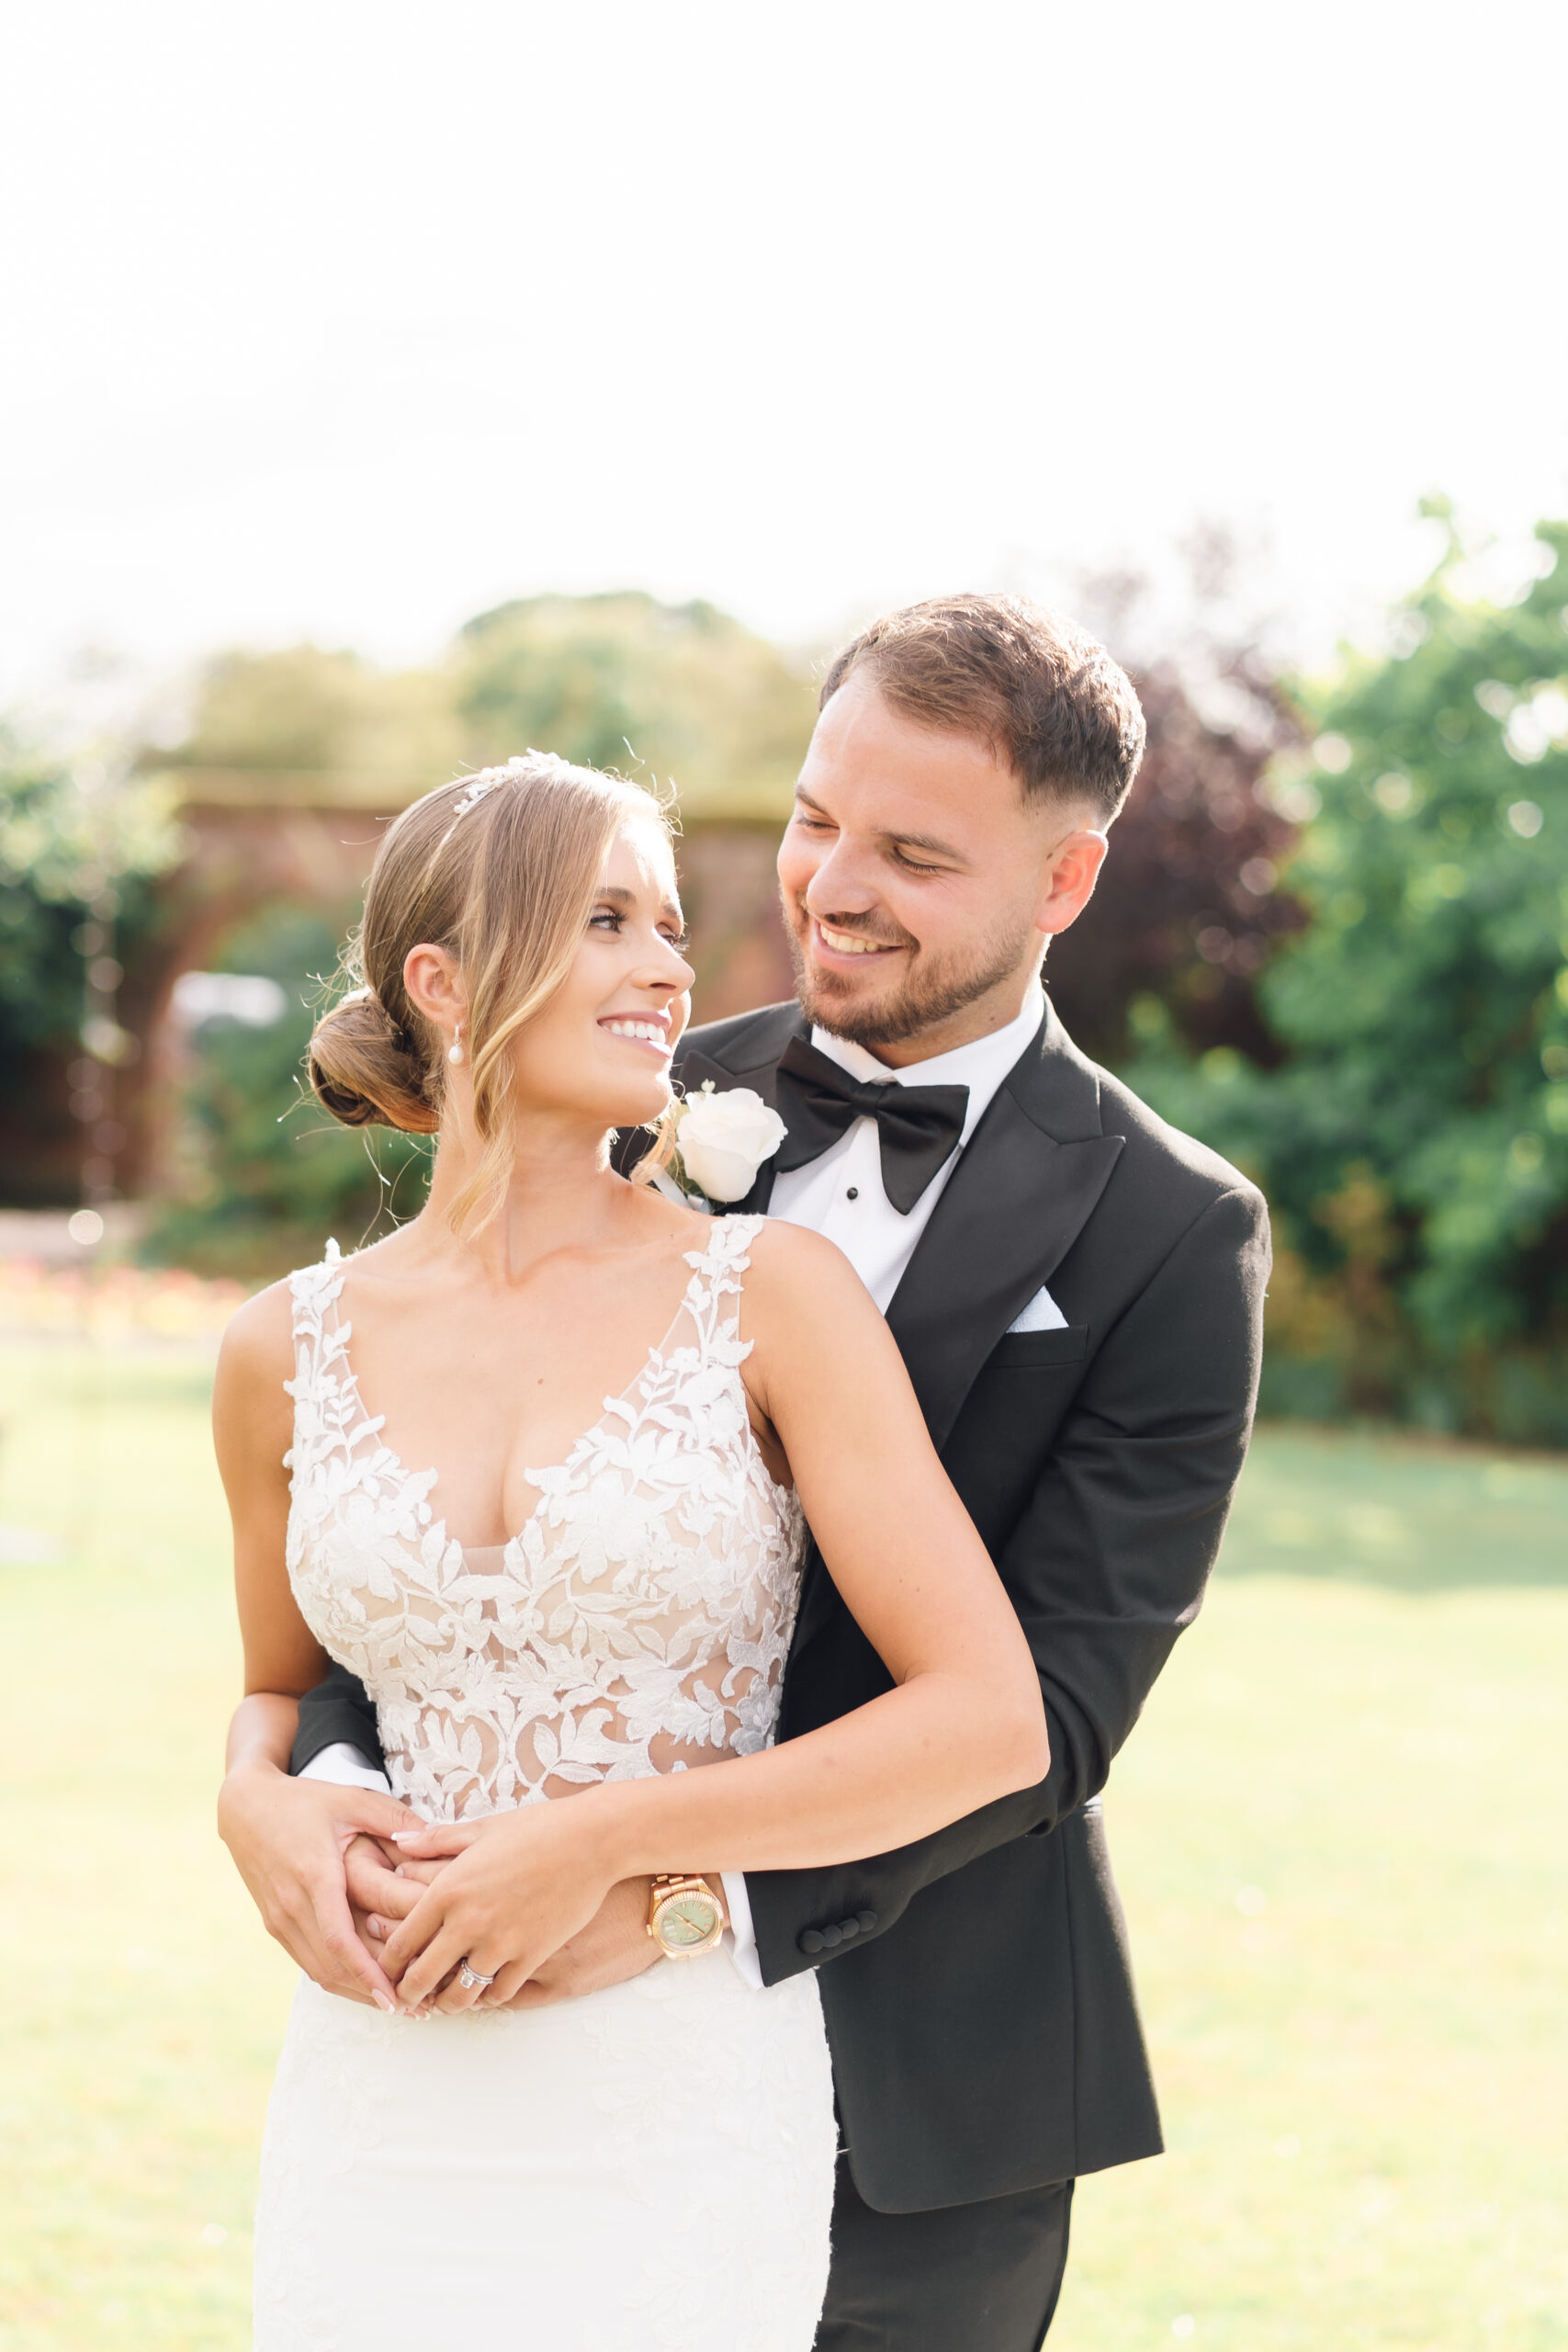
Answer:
[
  {"left": 390, "top": 1830, "right": 422, "bottom": 1844},
  {"left": 373, "top": 1990, "right": 396, "bottom": 2014}
]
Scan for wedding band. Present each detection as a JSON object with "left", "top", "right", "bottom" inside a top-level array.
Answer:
[{"left": 457, "top": 1960, "right": 495, "bottom": 1991}]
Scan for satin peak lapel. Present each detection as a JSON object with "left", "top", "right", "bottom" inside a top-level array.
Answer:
[{"left": 886, "top": 1082, "right": 1123, "bottom": 1453}]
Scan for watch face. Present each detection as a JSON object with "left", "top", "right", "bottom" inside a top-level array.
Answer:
[{"left": 658, "top": 1892, "right": 720, "bottom": 1949}]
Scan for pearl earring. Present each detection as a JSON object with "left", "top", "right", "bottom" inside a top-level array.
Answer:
[{"left": 447, "top": 1025, "right": 464, "bottom": 1067}]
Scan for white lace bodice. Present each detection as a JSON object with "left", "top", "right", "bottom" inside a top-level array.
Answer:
[{"left": 283, "top": 1216, "right": 806, "bottom": 1823}]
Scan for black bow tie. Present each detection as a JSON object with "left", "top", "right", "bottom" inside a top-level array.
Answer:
[{"left": 774, "top": 1036, "right": 969, "bottom": 1215}]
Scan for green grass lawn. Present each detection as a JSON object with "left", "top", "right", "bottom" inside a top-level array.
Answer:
[{"left": 0, "top": 1346, "right": 1563, "bottom": 2351}]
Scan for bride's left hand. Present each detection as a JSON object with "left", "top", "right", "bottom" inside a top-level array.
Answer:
[{"left": 380, "top": 1804, "right": 618, "bottom": 2013}]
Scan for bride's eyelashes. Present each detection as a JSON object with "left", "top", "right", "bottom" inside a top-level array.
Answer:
[{"left": 589, "top": 904, "right": 690, "bottom": 953}]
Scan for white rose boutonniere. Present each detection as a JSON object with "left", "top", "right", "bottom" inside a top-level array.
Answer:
[{"left": 671, "top": 1081, "right": 787, "bottom": 1205}]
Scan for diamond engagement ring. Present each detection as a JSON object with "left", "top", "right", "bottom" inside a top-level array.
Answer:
[{"left": 456, "top": 1959, "right": 495, "bottom": 1992}]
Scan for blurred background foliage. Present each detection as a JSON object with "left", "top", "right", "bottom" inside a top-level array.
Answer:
[
  {"left": 149, "top": 903, "right": 434, "bottom": 1277},
  {"left": 452, "top": 593, "right": 820, "bottom": 817},
  {"left": 0, "top": 734, "right": 184, "bottom": 1200},
  {"left": 1131, "top": 510, "right": 1568, "bottom": 1442},
  {"left": 6, "top": 520, "right": 1567, "bottom": 1437},
  {"left": 0, "top": 735, "right": 182, "bottom": 1043},
  {"left": 152, "top": 590, "right": 819, "bottom": 817}
]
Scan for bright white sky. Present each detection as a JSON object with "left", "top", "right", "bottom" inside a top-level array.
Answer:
[{"left": 3, "top": 0, "right": 1565, "bottom": 708}]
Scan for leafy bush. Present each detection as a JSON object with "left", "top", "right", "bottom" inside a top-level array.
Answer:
[{"left": 1132, "top": 511, "right": 1568, "bottom": 1442}]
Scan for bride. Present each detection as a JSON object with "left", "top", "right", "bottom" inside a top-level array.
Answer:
[{"left": 213, "top": 751, "right": 1047, "bottom": 2351}]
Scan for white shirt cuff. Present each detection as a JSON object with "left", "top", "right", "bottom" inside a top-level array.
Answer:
[
  {"left": 297, "top": 1740, "right": 393, "bottom": 1795},
  {"left": 721, "top": 1871, "right": 763, "bottom": 1990}
]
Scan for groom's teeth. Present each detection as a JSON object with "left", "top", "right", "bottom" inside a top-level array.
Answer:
[{"left": 819, "top": 925, "right": 886, "bottom": 956}]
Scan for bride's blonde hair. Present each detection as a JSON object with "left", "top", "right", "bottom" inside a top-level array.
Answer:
[{"left": 309, "top": 752, "right": 672, "bottom": 1235}]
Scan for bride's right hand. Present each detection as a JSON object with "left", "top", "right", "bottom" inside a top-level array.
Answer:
[
  {"left": 218, "top": 1759, "right": 420, "bottom": 2012},
  {"left": 355, "top": 1858, "right": 663, "bottom": 2011}
]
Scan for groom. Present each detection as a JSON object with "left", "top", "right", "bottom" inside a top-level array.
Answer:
[{"left": 275, "top": 594, "right": 1269, "bottom": 2348}]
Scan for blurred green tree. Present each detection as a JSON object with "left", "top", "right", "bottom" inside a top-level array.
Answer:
[
  {"left": 0, "top": 734, "right": 182, "bottom": 1203},
  {"left": 454, "top": 593, "right": 818, "bottom": 818},
  {"left": 152, "top": 643, "right": 461, "bottom": 797},
  {"left": 1134, "top": 509, "right": 1568, "bottom": 1440},
  {"left": 150, "top": 901, "right": 432, "bottom": 1276},
  {"left": 0, "top": 740, "right": 95, "bottom": 1057}
]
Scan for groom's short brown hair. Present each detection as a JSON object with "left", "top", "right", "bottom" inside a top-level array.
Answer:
[{"left": 818, "top": 593, "right": 1145, "bottom": 826}]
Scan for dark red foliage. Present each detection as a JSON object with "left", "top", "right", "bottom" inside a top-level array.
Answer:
[{"left": 1043, "top": 658, "right": 1307, "bottom": 1069}]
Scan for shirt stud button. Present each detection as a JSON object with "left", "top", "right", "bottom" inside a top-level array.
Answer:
[{"left": 846, "top": 1187, "right": 859, "bottom": 1201}]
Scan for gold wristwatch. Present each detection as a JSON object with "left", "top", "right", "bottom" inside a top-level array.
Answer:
[{"left": 647, "top": 1872, "right": 726, "bottom": 1958}]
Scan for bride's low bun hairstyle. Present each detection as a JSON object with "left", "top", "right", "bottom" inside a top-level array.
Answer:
[
  {"left": 309, "top": 751, "right": 670, "bottom": 1231},
  {"left": 308, "top": 986, "right": 440, "bottom": 1135}
]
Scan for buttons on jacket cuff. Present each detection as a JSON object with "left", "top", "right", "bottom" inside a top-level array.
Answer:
[{"left": 797, "top": 1909, "right": 879, "bottom": 1957}]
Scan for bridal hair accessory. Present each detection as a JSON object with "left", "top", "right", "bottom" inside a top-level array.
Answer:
[
  {"left": 671, "top": 1080, "right": 787, "bottom": 1205},
  {"left": 456, "top": 1959, "right": 495, "bottom": 1991},
  {"left": 447, "top": 1024, "right": 464, "bottom": 1067},
  {"left": 449, "top": 751, "right": 546, "bottom": 820}
]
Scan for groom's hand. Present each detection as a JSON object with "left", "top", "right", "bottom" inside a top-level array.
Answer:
[{"left": 348, "top": 1836, "right": 436, "bottom": 1959}]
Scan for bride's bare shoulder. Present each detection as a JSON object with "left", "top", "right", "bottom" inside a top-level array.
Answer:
[
  {"left": 739, "top": 1219, "right": 884, "bottom": 1336},
  {"left": 215, "top": 1276, "right": 296, "bottom": 1398}
]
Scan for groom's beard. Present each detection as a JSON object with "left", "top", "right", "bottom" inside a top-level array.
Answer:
[{"left": 786, "top": 907, "right": 1035, "bottom": 1051}]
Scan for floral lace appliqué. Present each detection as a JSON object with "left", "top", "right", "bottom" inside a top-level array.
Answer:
[{"left": 283, "top": 1216, "right": 805, "bottom": 1824}]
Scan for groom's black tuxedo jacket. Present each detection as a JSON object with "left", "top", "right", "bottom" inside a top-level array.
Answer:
[{"left": 292, "top": 998, "right": 1269, "bottom": 2213}]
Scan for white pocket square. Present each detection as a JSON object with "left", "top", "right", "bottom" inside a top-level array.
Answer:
[{"left": 1007, "top": 1283, "right": 1068, "bottom": 1334}]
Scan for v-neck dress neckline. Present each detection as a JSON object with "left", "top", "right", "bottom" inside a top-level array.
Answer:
[{"left": 282, "top": 1214, "right": 805, "bottom": 1822}]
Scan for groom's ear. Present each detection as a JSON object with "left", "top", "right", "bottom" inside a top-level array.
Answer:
[{"left": 1033, "top": 825, "right": 1109, "bottom": 940}]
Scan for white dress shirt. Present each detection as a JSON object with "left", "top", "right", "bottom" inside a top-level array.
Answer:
[
  {"left": 768, "top": 979, "right": 1053, "bottom": 1311},
  {"left": 304, "top": 980, "right": 1064, "bottom": 1988}
]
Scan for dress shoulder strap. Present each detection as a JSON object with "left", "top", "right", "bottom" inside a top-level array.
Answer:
[
  {"left": 282, "top": 1240, "right": 354, "bottom": 1462},
  {"left": 286, "top": 1238, "right": 347, "bottom": 1371},
  {"left": 683, "top": 1211, "right": 764, "bottom": 1271},
  {"left": 677, "top": 1213, "right": 765, "bottom": 1350}
]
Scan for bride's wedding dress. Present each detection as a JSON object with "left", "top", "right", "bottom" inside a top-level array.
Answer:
[{"left": 254, "top": 1216, "right": 836, "bottom": 2352}]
